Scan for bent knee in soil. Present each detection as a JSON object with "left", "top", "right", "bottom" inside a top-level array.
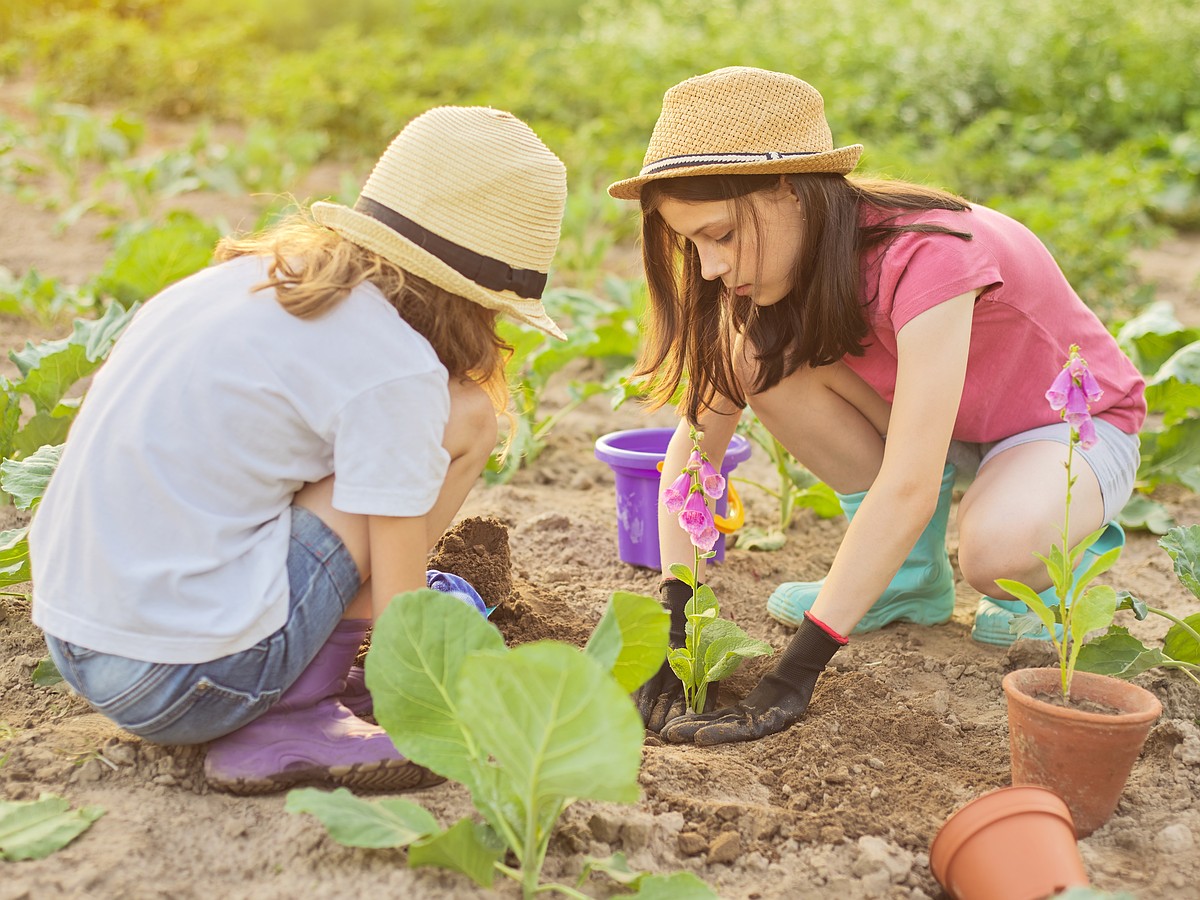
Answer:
[{"left": 957, "top": 524, "right": 1052, "bottom": 597}]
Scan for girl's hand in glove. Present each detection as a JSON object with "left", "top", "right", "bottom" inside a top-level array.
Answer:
[{"left": 661, "top": 612, "right": 845, "bottom": 745}]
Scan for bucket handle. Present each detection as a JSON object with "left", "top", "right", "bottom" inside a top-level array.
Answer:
[{"left": 653, "top": 462, "right": 744, "bottom": 535}]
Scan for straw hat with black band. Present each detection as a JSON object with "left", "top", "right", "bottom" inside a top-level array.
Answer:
[
  {"left": 608, "top": 66, "right": 863, "bottom": 201},
  {"left": 314, "top": 106, "right": 568, "bottom": 340}
]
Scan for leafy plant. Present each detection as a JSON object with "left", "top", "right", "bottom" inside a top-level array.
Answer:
[
  {"left": 91, "top": 213, "right": 220, "bottom": 306},
  {"left": 487, "top": 278, "right": 643, "bottom": 483},
  {"left": 0, "top": 794, "right": 104, "bottom": 861},
  {"left": 1077, "top": 524, "right": 1200, "bottom": 687},
  {"left": 660, "top": 427, "right": 772, "bottom": 713},
  {"left": 0, "top": 268, "right": 97, "bottom": 328},
  {"left": 288, "top": 590, "right": 715, "bottom": 899},
  {"left": 732, "top": 416, "right": 839, "bottom": 551},
  {"left": 996, "top": 346, "right": 1123, "bottom": 698},
  {"left": 1116, "top": 301, "right": 1200, "bottom": 532}
]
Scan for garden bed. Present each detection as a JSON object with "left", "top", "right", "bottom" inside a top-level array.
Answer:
[{"left": 2, "top": 203, "right": 1199, "bottom": 900}]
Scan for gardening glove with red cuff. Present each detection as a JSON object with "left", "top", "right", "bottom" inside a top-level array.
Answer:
[
  {"left": 634, "top": 579, "right": 718, "bottom": 733},
  {"left": 661, "top": 611, "right": 846, "bottom": 746}
]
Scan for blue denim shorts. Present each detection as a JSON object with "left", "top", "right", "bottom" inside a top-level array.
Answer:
[{"left": 45, "top": 506, "right": 360, "bottom": 745}]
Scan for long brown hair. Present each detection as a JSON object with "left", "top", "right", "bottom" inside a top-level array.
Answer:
[
  {"left": 635, "top": 173, "right": 972, "bottom": 424},
  {"left": 215, "top": 210, "right": 515, "bottom": 446}
]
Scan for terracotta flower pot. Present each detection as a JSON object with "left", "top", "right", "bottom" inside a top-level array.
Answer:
[
  {"left": 930, "top": 785, "right": 1087, "bottom": 900},
  {"left": 1002, "top": 667, "right": 1162, "bottom": 838}
]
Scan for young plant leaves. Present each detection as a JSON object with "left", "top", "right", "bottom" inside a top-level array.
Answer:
[
  {"left": 457, "top": 640, "right": 644, "bottom": 806},
  {"left": 0, "top": 794, "right": 104, "bottom": 861},
  {"left": 366, "top": 590, "right": 505, "bottom": 790},
  {"left": 1077, "top": 627, "right": 1169, "bottom": 679},
  {"left": 407, "top": 819, "right": 505, "bottom": 888},
  {"left": 583, "top": 590, "right": 669, "bottom": 693},
  {"left": 285, "top": 787, "right": 437, "bottom": 849},
  {"left": 0, "top": 443, "right": 63, "bottom": 510}
]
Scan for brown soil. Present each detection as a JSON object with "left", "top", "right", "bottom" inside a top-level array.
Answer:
[{"left": 2, "top": 109, "right": 1199, "bottom": 899}]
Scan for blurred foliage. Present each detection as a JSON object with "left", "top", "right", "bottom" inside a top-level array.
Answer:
[{"left": 2, "top": 0, "right": 1198, "bottom": 304}]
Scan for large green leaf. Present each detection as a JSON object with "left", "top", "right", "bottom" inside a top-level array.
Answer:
[
  {"left": 366, "top": 591, "right": 505, "bottom": 788},
  {"left": 91, "top": 213, "right": 219, "bottom": 305},
  {"left": 1159, "top": 524, "right": 1200, "bottom": 599},
  {"left": 583, "top": 591, "right": 670, "bottom": 693},
  {"left": 1138, "top": 419, "right": 1200, "bottom": 492},
  {"left": 0, "top": 794, "right": 104, "bottom": 861},
  {"left": 457, "top": 641, "right": 643, "bottom": 806},
  {"left": 1076, "top": 628, "right": 1166, "bottom": 679},
  {"left": 8, "top": 303, "right": 137, "bottom": 414},
  {"left": 1116, "top": 301, "right": 1200, "bottom": 373},
  {"left": 1118, "top": 494, "right": 1175, "bottom": 535},
  {"left": 1, "top": 443, "right": 63, "bottom": 510},
  {"left": 284, "top": 787, "right": 437, "bottom": 849},
  {"left": 1163, "top": 613, "right": 1200, "bottom": 665},
  {"left": 1144, "top": 341, "right": 1200, "bottom": 425},
  {"left": 407, "top": 819, "right": 504, "bottom": 888},
  {"left": 0, "top": 527, "right": 30, "bottom": 589}
]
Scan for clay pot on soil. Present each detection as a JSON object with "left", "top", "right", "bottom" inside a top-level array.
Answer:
[
  {"left": 930, "top": 785, "right": 1088, "bottom": 900},
  {"left": 1002, "top": 667, "right": 1163, "bottom": 838}
]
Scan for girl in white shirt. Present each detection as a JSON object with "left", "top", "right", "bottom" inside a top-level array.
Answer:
[{"left": 31, "top": 106, "right": 567, "bottom": 794}]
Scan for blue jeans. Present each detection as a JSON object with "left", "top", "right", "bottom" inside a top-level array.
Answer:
[{"left": 45, "top": 506, "right": 360, "bottom": 745}]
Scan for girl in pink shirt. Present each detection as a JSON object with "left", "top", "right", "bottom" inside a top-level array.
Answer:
[{"left": 609, "top": 67, "right": 1144, "bottom": 745}]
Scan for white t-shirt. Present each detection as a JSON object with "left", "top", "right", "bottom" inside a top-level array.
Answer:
[{"left": 31, "top": 256, "right": 451, "bottom": 663}]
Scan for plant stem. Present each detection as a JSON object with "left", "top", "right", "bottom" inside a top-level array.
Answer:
[
  {"left": 534, "top": 883, "right": 591, "bottom": 898},
  {"left": 1145, "top": 605, "right": 1200, "bottom": 648},
  {"left": 686, "top": 540, "right": 702, "bottom": 714}
]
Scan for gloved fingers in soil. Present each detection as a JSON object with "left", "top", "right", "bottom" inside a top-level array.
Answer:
[
  {"left": 635, "top": 578, "right": 716, "bottom": 733},
  {"left": 662, "top": 612, "right": 845, "bottom": 746},
  {"left": 637, "top": 660, "right": 720, "bottom": 733}
]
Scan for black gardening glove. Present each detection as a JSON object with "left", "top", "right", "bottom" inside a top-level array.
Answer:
[
  {"left": 661, "top": 614, "right": 844, "bottom": 746},
  {"left": 634, "top": 579, "right": 718, "bottom": 733}
]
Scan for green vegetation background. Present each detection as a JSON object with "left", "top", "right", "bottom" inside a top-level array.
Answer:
[{"left": 4, "top": 0, "right": 1200, "bottom": 310}]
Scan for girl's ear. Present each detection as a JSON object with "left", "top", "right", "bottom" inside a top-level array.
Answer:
[{"left": 778, "top": 174, "right": 802, "bottom": 203}]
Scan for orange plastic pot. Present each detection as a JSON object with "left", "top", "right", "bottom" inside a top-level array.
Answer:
[
  {"left": 1003, "top": 667, "right": 1162, "bottom": 838},
  {"left": 930, "top": 785, "right": 1087, "bottom": 900}
]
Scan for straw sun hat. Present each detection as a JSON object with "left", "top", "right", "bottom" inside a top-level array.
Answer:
[
  {"left": 608, "top": 67, "right": 863, "bottom": 200},
  {"left": 313, "top": 106, "right": 568, "bottom": 340}
]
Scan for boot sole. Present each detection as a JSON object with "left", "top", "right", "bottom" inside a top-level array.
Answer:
[{"left": 206, "top": 758, "right": 446, "bottom": 796}]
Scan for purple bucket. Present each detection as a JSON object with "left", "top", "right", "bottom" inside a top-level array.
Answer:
[{"left": 594, "top": 427, "right": 752, "bottom": 569}]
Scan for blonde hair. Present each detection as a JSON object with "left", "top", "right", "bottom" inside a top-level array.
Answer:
[{"left": 214, "top": 210, "right": 516, "bottom": 451}]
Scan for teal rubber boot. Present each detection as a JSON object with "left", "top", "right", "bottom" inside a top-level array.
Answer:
[
  {"left": 766, "top": 463, "right": 957, "bottom": 633},
  {"left": 970, "top": 521, "right": 1125, "bottom": 646}
]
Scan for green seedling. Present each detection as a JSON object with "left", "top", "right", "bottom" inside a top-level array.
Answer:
[
  {"left": 0, "top": 794, "right": 105, "bottom": 861},
  {"left": 288, "top": 590, "right": 715, "bottom": 899},
  {"left": 733, "top": 416, "right": 839, "bottom": 550},
  {"left": 1077, "top": 524, "right": 1200, "bottom": 687},
  {"left": 661, "top": 426, "right": 772, "bottom": 713}
]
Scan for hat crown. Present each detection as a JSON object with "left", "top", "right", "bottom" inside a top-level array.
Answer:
[
  {"left": 359, "top": 106, "right": 566, "bottom": 273},
  {"left": 643, "top": 66, "right": 835, "bottom": 167}
]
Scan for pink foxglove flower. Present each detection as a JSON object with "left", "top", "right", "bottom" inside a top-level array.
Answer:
[
  {"left": 678, "top": 489, "right": 719, "bottom": 552},
  {"left": 1046, "top": 345, "right": 1103, "bottom": 450},
  {"left": 661, "top": 470, "right": 692, "bottom": 515},
  {"left": 1077, "top": 416, "right": 1098, "bottom": 450},
  {"left": 698, "top": 457, "right": 726, "bottom": 500},
  {"left": 684, "top": 450, "right": 703, "bottom": 473}
]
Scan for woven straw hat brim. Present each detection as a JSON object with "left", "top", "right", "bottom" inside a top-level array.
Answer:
[
  {"left": 608, "top": 144, "right": 863, "bottom": 200},
  {"left": 312, "top": 201, "right": 566, "bottom": 341}
]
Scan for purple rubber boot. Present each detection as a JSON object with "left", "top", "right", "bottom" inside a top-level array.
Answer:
[
  {"left": 204, "top": 619, "right": 443, "bottom": 795},
  {"left": 337, "top": 571, "right": 489, "bottom": 718}
]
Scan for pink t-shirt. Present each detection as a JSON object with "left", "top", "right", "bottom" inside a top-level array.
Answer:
[{"left": 844, "top": 203, "right": 1145, "bottom": 442}]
